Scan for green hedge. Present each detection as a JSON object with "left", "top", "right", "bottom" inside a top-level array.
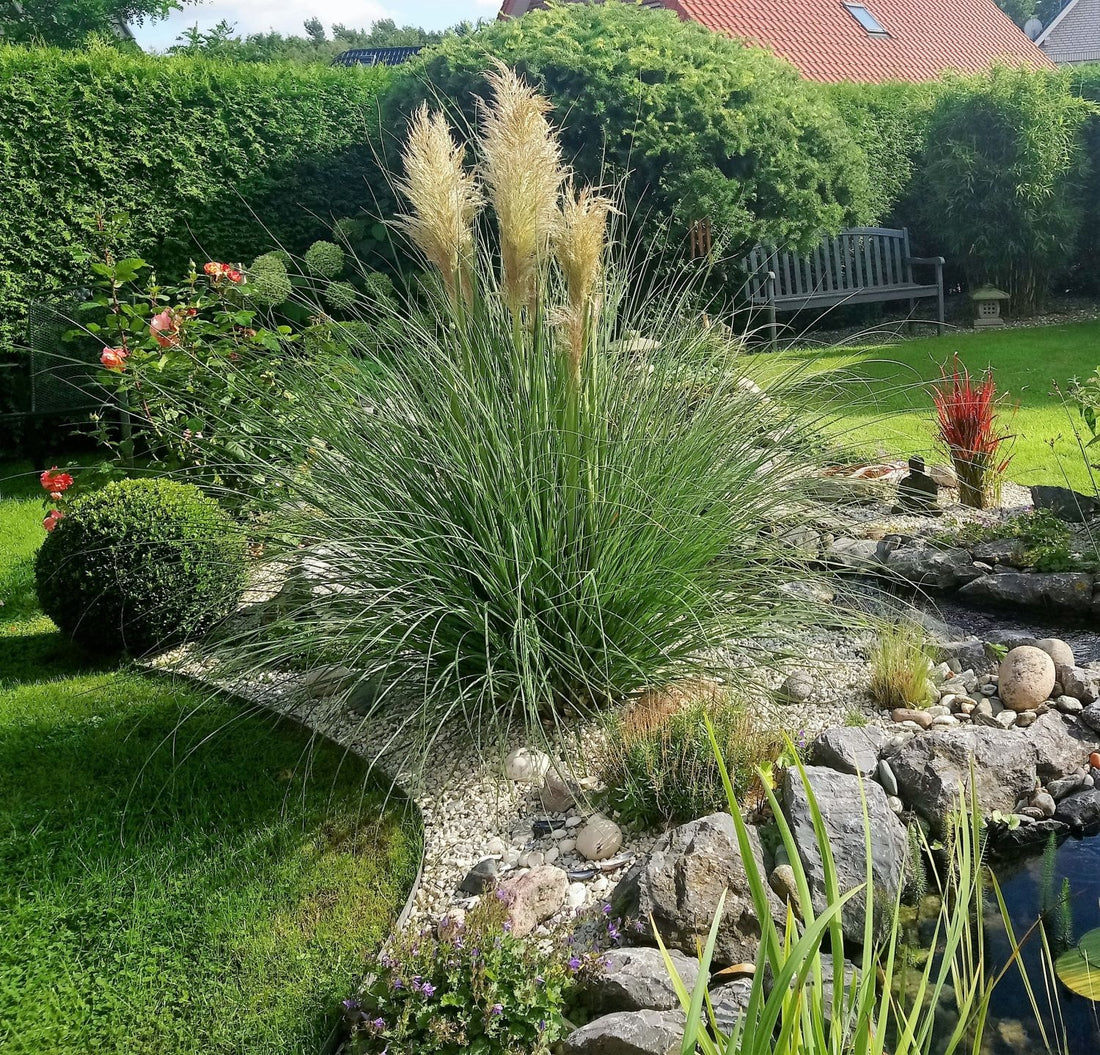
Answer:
[{"left": 0, "top": 42, "right": 391, "bottom": 353}]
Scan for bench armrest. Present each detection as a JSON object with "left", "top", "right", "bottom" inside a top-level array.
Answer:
[{"left": 910, "top": 256, "right": 945, "bottom": 266}]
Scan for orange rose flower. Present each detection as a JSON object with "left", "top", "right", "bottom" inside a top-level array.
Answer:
[{"left": 101, "top": 347, "right": 129, "bottom": 372}]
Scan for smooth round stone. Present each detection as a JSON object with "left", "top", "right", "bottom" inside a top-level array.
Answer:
[
  {"left": 887, "top": 795, "right": 904, "bottom": 814},
  {"left": 502, "top": 849, "right": 520, "bottom": 867},
  {"left": 931, "top": 714, "right": 959, "bottom": 726},
  {"left": 1036, "top": 638, "right": 1075, "bottom": 670},
  {"left": 566, "top": 882, "right": 587, "bottom": 910},
  {"left": 565, "top": 816, "right": 583, "bottom": 829},
  {"left": 558, "top": 839, "right": 576, "bottom": 854},
  {"left": 486, "top": 836, "right": 506, "bottom": 856},
  {"left": 520, "top": 850, "right": 545, "bottom": 868},
  {"left": 1015, "top": 710, "right": 1038, "bottom": 728},
  {"left": 550, "top": 828, "right": 569, "bottom": 841},
  {"left": 979, "top": 684, "right": 998, "bottom": 696},
  {"left": 1056, "top": 695, "right": 1084, "bottom": 714},
  {"left": 999, "top": 646, "right": 1056, "bottom": 712},
  {"left": 576, "top": 814, "right": 624, "bottom": 862},
  {"left": 505, "top": 746, "right": 551, "bottom": 783},
  {"left": 544, "top": 846, "right": 560, "bottom": 864},
  {"left": 877, "top": 758, "right": 899, "bottom": 797}
]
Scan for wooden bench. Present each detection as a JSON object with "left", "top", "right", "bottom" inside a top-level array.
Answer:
[{"left": 745, "top": 227, "right": 945, "bottom": 347}]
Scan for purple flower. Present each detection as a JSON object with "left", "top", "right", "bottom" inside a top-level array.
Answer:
[
  {"left": 503, "top": 920, "right": 513, "bottom": 933},
  {"left": 369, "top": 1017, "right": 386, "bottom": 1032},
  {"left": 535, "top": 975, "right": 545, "bottom": 986},
  {"left": 568, "top": 956, "right": 582, "bottom": 972},
  {"left": 341, "top": 998, "right": 360, "bottom": 1013},
  {"left": 601, "top": 903, "right": 612, "bottom": 915},
  {"left": 421, "top": 982, "right": 437, "bottom": 998},
  {"left": 490, "top": 1003, "right": 504, "bottom": 1017},
  {"left": 607, "top": 922, "right": 621, "bottom": 941}
]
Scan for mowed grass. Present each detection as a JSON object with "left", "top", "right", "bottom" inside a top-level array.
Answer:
[
  {"left": 753, "top": 320, "right": 1100, "bottom": 492},
  {"left": 0, "top": 463, "right": 420, "bottom": 1055}
]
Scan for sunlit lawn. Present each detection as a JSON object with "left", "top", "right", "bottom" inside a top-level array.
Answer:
[
  {"left": 0, "top": 462, "right": 420, "bottom": 1055},
  {"left": 753, "top": 319, "right": 1100, "bottom": 492}
]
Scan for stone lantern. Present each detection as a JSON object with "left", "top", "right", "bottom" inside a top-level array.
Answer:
[{"left": 970, "top": 284, "right": 1009, "bottom": 329}]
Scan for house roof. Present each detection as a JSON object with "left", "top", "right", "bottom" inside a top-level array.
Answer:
[
  {"left": 1036, "top": 0, "right": 1100, "bottom": 64},
  {"left": 498, "top": 0, "right": 1054, "bottom": 83}
]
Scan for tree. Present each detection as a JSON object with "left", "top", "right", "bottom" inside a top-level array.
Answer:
[
  {"left": 0, "top": 0, "right": 191, "bottom": 46},
  {"left": 994, "top": 0, "right": 1035, "bottom": 28}
]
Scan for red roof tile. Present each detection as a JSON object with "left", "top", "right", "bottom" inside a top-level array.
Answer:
[
  {"left": 663, "top": 0, "right": 1054, "bottom": 81},
  {"left": 499, "top": 0, "right": 1054, "bottom": 83}
]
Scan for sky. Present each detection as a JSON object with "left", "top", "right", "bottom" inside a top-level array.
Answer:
[{"left": 131, "top": 0, "right": 497, "bottom": 51}]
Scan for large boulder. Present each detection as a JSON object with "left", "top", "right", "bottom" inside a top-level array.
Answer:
[
  {"left": 959, "top": 573, "right": 1094, "bottom": 614},
  {"left": 562, "top": 1009, "right": 685, "bottom": 1055},
  {"left": 809, "top": 726, "right": 889, "bottom": 776},
  {"left": 998, "top": 646, "right": 1055, "bottom": 712},
  {"left": 1030, "top": 485, "right": 1100, "bottom": 524},
  {"left": 1058, "top": 665, "right": 1100, "bottom": 705},
  {"left": 888, "top": 727, "right": 1038, "bottom": 830},
  {"left": 584, "top": 947, "right": 699, "bottom": 1014},
  {"left": 1026, "top": 711, "right": 1097, "bottom": 780},
  {"left": 611, "top": 813, "right": 778, "bottom": 968},
  {"left": 884, "top": 546, "right": 981, "bottom": 589},
  {"left": 782, "top": 766, "right": 907, "bottom": 944},
  {"left": 824, "top": 537, "right": 890, "bottom": 572}
]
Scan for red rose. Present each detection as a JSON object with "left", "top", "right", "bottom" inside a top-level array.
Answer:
[
  {"left": 101, "top": 347, "right": 129, "bottom": 372},
  {"left": 40, "top": 467, "right": 74, "bottom": 494},
  {"left": 43, "top": 509, "right": 65, "bottom": 532},
  {"left": 226, "top": 269, "right": 244, "bottom": 284}
]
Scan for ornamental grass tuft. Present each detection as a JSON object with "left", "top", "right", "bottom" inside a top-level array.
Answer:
[{"left": 154, "top": 67, "right": 842, "bottom": 773}]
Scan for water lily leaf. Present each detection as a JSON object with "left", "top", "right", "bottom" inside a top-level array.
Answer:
[{"left": 1056, "top": 927, "right": 1100, "bottom": 999}]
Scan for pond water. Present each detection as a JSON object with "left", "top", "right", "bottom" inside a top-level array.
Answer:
[{"left": 986, "top": 834, "right": 1100, "bottom": 1054}]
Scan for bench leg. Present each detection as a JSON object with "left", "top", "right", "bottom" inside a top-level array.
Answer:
[
  {"left": 907, "top": 298, "right": 915, "bottom": 336},
  {"left": 936, "top": 285, "right": 945, "bottom": 335},
  {"left": 768, "top": 303, "right": 777, "bottom": 351}
]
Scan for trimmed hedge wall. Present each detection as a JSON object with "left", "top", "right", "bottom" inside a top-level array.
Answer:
[{"left": 0, "top": 43, "right": 391, "bottom": 352}]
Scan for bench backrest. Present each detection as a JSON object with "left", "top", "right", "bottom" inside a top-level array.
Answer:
[{"left": 746, "top": 227, "right": 915, "bottom": 300}]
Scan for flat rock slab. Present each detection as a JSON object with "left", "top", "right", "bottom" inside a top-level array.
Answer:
[
  {"left": 585, "top": 946, "right": 699, "bottom": 1014},
  {"left": 959, "top": 572, "right": 1094, "bottom": 613},
  {"left": 562, "top": 1009, "right": 686, "bottom": 1055},
  {"left": 888, "top": 727, "right": 1037, "bottom": 831},
  {"left": 1054, "top": 789, "right": 1100, "bottom": 834},
  {"left": 782, "top": 766, "right": 907, "bottom": 945},
  {"left": 809, "top": 726, "right": 889, "bottom": 776},
  {"left": 1026, "top": 711, "right": 1097, "bottom": 781}
]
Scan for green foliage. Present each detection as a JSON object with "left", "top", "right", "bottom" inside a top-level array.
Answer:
[
  {"left": 350, "top": 895, "right": 589, "bottom": 1054},
  {"left": 868, "top": 620, "right": 935, "bottom": 711},
  {"left": 601, "top": 686, "right": 783, "bottom": 828},
  {"left": 304, "top": 239, "right": 346, "bottom": 279},
  {"left": 325, "top": 279, "right": 360, "bottom": 313},
  {"left": 35, "top": 477, "right": 246, "bottom": 654},
  {"left": 0, "top": 0, "right": 189, "bottom": 46},
  {"left": 828, "top": 80, "right": 938, "bottom": 224},
  {"left": 383, "top": 3, "right": 873, "bottom": 256},
  {"left": 940, "top": 509, "right": 1079, "bottom": 571},
  {"left": 915, "top": 67, "right": 1093, "bottom": 312},
  {"left": 0, "top": 43, "right": 390, "bottom": 351}
]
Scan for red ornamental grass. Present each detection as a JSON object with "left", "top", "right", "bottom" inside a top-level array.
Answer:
[{"left": 932, "top": 357, "right": 1014, "bottom": 509}]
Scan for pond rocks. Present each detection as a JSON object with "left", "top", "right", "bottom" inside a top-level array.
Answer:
[
  {"left": 540, "top": 768, "right": 579, "bottom": 812},
  {"left": 611, "top": 813, "right": 778, "bottom": 968},
  {"left": 1053, "top": 788, "right": 1100, "bottom": 834},
  {"left": 497, "top": 865, "right": 568, "bottom": 936},
  {"left": 1026, "top": 711, "right": 1097, "bottom": 781},
  {"left": 884, "top": 546, "right": 981, "bottom": 589},
  {"left": 935, "top": 639, "right": 996, "bottom": 675},
  {"left": 577, "top": 815, "right": 624, "bottom": 862},
  {"left": 1036, "top": 638, "right": 1075, "bottom": 669},
  {"left": 301, "top": 664, "right": 358, "bottom": 698},
  {"left": 457, "top": 857, "right": 498, "bottom": 895},
  {"left": 888, "top": 727, "right": 1037, "bottom": 831},
  {"left": 972, "top": 538, "right": 1027, "bottom": 568},
  {"left": 998, "top": 647, "right": 1056, "bottom": 712},
  {"left": 1030, "top": 485, "right": 1100, "bottom": 524},
  {"left": 585, "top": 946, "right": 700, "bottom": 1014},
  {"left": 563, "top": 1008, "right": 686, "bottom": 1055},
  {"left": 809, "top": 726, "right": 889, "bottom": 776},
  {"left": 991, "top": 818, "right": 1069, "bottom": 853},
  {"left": 825, "top": 537, "right": 890, "bottom": 572},
  {"left": 782, "top": 766, "right": 907, "bottom": 944},
  {"left": 1059, "top": 666, "right": 1100, "bottom": 705},
  {"left": 892, "top": 707, "right": 933, "bottom": 729},
  {"left": 777, "top": 670, "right": 815, "bottom": 705},
  {"left": 959, "top": 572, "right": 1094, "bottom": 614},
  {"left": 1080, "top": 705, "right": 1100, "bottom": 736}
]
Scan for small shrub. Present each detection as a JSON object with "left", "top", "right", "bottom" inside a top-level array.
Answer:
[
  {"left": 35, "top": 478, "right": 246, "bottom": 654},
  {"left": 933, "top": 357, "right": 1014, "bottom": 509},
  {"left": 304, "top": 239, "right": 345, "bottom": 279},
  {"left": 349, "top": 894, "right": 595, "bottom": 1055},
  {"left": 246, "top": 251, "right": 294, "bottom": 309},
  {"left": 938, "top": 508, "right": 1080, "bottom": 571},
  {"left": 325, "top": 279, "right": 360, "bottom": 313},
  {"left": 868, "top": 621, "right": 935, "bottom": 711},
  {"left": 601, "top": 684, "right": 783, "bottom": 828}
]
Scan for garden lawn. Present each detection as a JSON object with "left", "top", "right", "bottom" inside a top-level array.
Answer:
[
  {"left": 755, "top": 320, "right": 1100, "bottom": 492},
  {"left": 0, "top": 463, "right": 420, "bottom": 1055}
]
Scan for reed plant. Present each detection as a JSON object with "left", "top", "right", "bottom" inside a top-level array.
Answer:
[
  {"left": 161, "top": 67, "right": 842, "bottom": 770},
  {"left": 660, "top": 725, "right": 1064, "bottom": 1055},
  {"left": 867, "top": 620, "right": 935, "bottom": 711}
]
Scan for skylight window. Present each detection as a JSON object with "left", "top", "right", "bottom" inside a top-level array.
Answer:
[{"left": 843, "top": 3, "right": 889, "bottom": 35}]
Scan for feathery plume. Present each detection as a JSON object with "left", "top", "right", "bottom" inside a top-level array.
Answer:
[
  {"left": 396, "top": 104, "right": 482, "bottom": 303},
  {"left": 553, "top": 181, "right": 615, "bottom": 379},
  {"left": 478, "top": 62, "right": 566, "bottom": 316}
]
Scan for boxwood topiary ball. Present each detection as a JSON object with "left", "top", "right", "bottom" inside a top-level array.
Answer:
[
  {"left": 35, "top": 478, "right": 247, "bottom": 655},
  {"left": 303, "top": 240, "right": 345, "bottom": 279}
]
